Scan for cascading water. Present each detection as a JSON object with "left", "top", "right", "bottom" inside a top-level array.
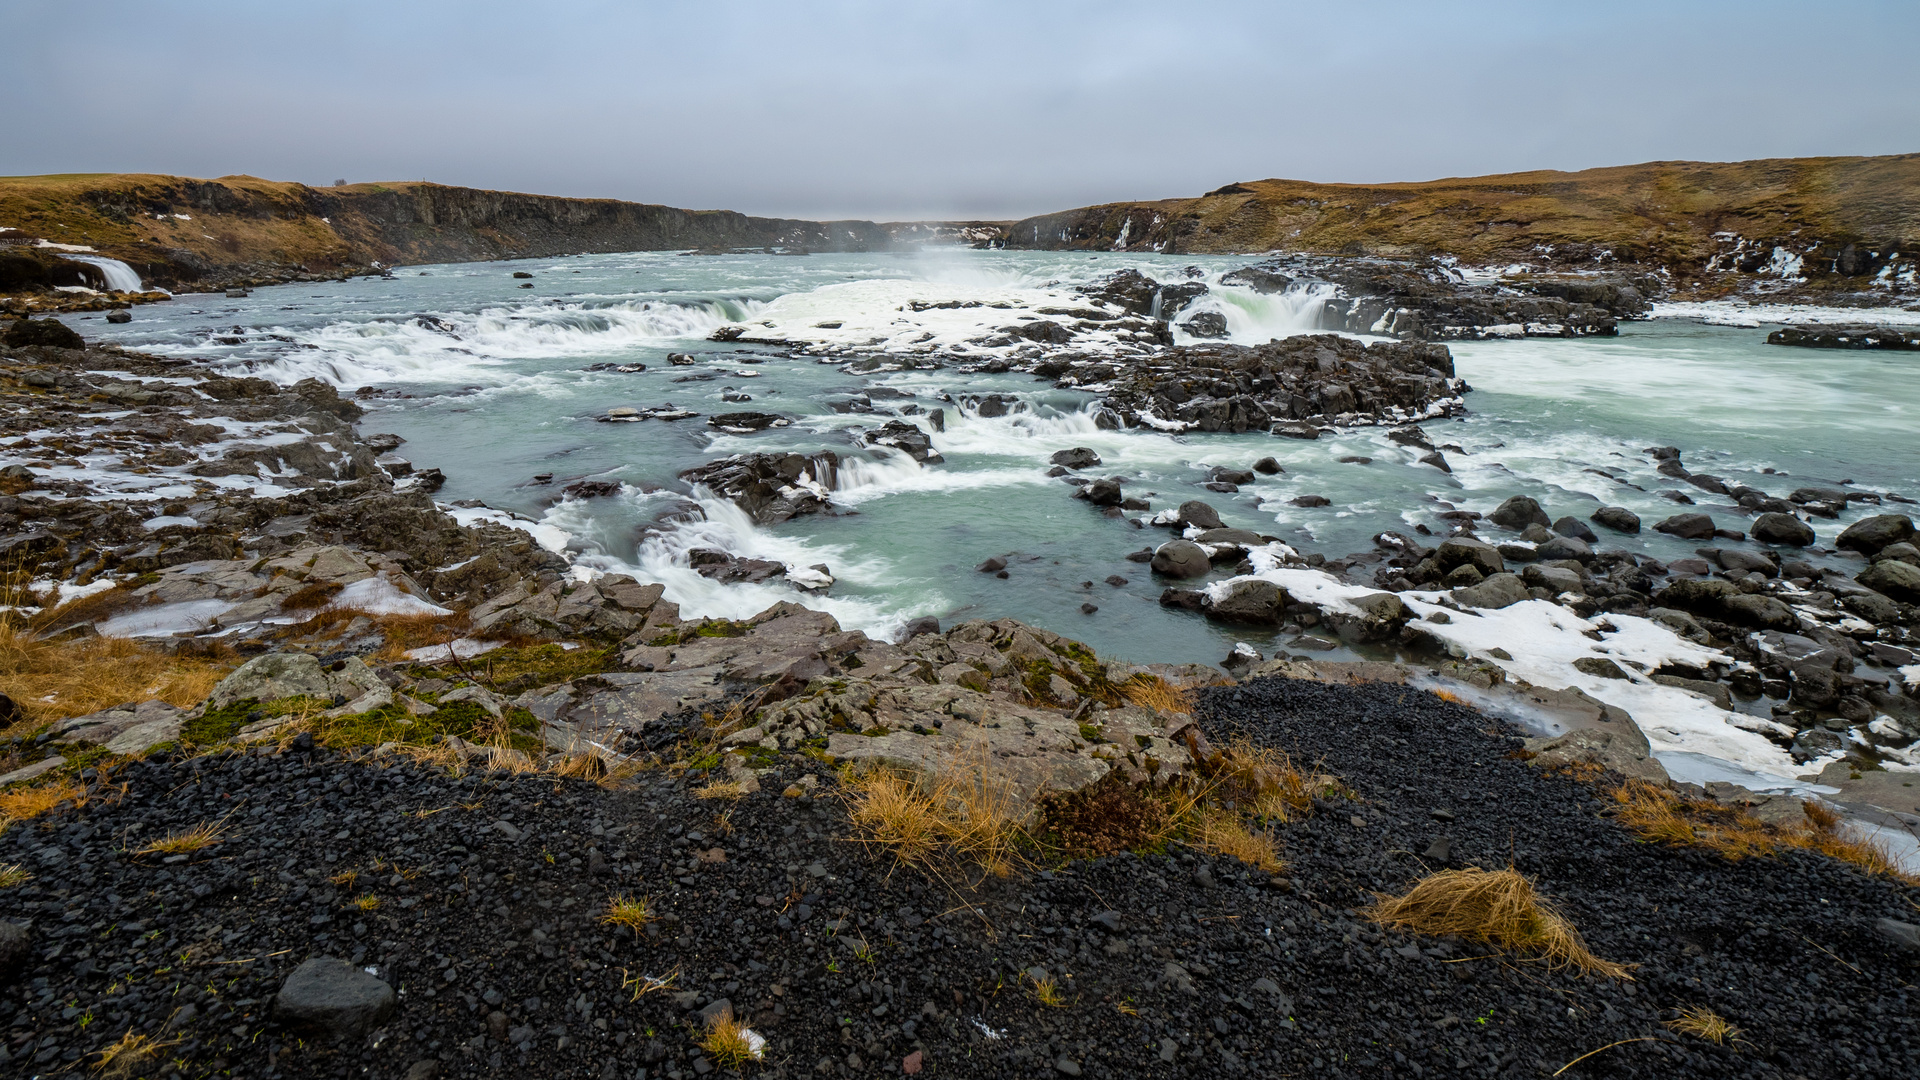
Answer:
[{"left": 65, "top": 255, "right": 146, "bottom": 293}]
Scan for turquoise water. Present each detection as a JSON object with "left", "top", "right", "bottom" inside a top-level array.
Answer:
[{"left": 73, "top": 250, "right": 1919, "bottom": 666}]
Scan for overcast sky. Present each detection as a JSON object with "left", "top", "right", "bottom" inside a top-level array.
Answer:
[{"left": 9, "top": 0, "right": 1916, "bottom": 221}]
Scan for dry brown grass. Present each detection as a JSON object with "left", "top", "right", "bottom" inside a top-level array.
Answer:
[
  {"left": 134, "top": 820, "right": 226, "bottom": 856},
  {"left": 352, "top": 894, "right": 381, "bottom": 911},
  {"left": 1611, "top": 780, "right": 1919, "bottom": 886},
  {"left": 0, "top": 621, "right": 232, "bottom": 730},
  {"left": 694, "top": 779, "right": 744, "bottom": 801},
  {"left": 1191, "top": 810, "right": 1285, "bottom": 873},
  {"left": 602, "top": 893, "right": 657, "bottom": 932},
  {"left": 0, "top": 862, "right": 30, "bottom": 887},
  {"left": 1367, "top": 867, "right": 1633, "bottom": 979},
  {"left": 1209, "top": 740, "right": 1317, "bottom": 823},
  {"left": 0, "top": 776, "right": 87, "bottom": 822},
  {"left": 89, "top": 1029, "right": 180, "bottom": 1078},
  {"left": 1666, "top": 1005, "right": 1743, "bottom": 1046},
  {"left": 1121, "top": 674, "right": 1192, "bottom": 715},
  {"left": 697, "top": 1007, "right": 763, "bottom": 1066},
  {"left": 842, "top": 758, "right": 1025, "bottom": 877}
]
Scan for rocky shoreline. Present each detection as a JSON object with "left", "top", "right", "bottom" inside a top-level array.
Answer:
[{"left": 1, "top": 285, "right": 1918, "bottom": 1077}]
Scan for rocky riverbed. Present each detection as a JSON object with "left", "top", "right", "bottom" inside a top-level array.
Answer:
[{"left": 3, "top": 264, "right": 1920, "bottom": 1076}]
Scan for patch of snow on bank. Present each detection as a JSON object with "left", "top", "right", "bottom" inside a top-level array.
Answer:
[
  {"left": 1651, "top": 301, "right": 1920, "bottom": 328},
  {"left": 329, "top": 575, "right": 453, "bottom": 617},
  {"left": 98, "top": 599, "right": 235, "bottom": 638},
  {"left": 444, "top": 504, "right": 571, "bottom": 554},
  {"left": 1212, "top": 563, "right": 1811, "bottom": 781}
]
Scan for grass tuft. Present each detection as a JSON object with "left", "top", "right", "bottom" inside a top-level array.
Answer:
[
  {"left": 89, "top": 1030, "right": 180, "bottom": 1078},
  {"left": 1121, "top": 674, "right": 1192, "bottom": 715},
  {"left": 0, "top": 862, "right": 30, "bottom": 887},
  {"left": 1367, "top": 867, "right": 1632, "bottom": 979},
  {"left": 698, "top": 1007, "right": 763, "bottom": 1066},
  {"left": 352, "top": 894, "right": 381, "bottom": 911},
  {"left": 695, "top": 779, "right": 744, "bottom": 801},
  {"left": 1191, "top": 810, "right": 1285, "bottom": 873},
  {"left": 602, "top": 893, "right": 657, "bottom": 932},
  {"left": 134, "top": 820, "right": 226, "bottom": 856},
  {"left": 1029, "top": 974, "right": 1065, "bottom": 1007},
  {"left": 842, "top": 758, "right": 1025, "bottom": 877},
  {"left": 1666, "top": 1005, "right": 1743, "bottom": 1046}
]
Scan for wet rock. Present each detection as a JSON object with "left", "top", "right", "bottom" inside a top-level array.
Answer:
[
  {"left": 1489, "top": 496, "right": 1550, "bottom": 530},
  {"left": 3, "top": 318, "right": 83, "bottom": 350},
  {"left": 1290, "top": 495, "right": 1331, "bottom": 508},
  {"left": 1418, "top": 451, "right": 1451, "bottom": 472},
  {"left": 274, "top": 957, "right": 397, "bottom": 1038},
  {"left": 706, "top": 411, "right": 791, "bottom": 433},
  {"left": 859, "top": 420, "right": 944, "bottom": 464},
  {"left": 1653, "top": 513, "right": 1716, "bottom": 540},
  {"left": 1522, "top": 565, "right": 1584, "bottom": 595},
  {"left": 976, "top": 557, "right": 1007, "bottom": 573},
  {"left": 1837, "top": 514, "right": 1915, "bottom": 556},
  {"left": 1174, "top": 500, "right": 1223, "bottom": 530},
  {"left": 678, "top": 452, "right": 839, "bottom": 525},
  {"left": 1550, "top": 516, "right": 1598, "bottom": 542},
  {"left": 1752, "top": 512, "right": 1816, "bottom": 546},
  {"left": 1858, "top": 559, "right": 1920, "bottom": 603},
  {"left": 1049, "top": 447, "right": 1101, "bottom": 469},
  {"left": 1534, "top": 535, "right": 1592, "bottom": 562},
  {"left": 1075, "top": 478, "right": 1125, "bottom": 507},
  {"left": 1151, "top": 541, "right": 1212, "bottom": 579},
  {"left": 1181, "top": 311, "right": 1228, "bottom": 338},
  {"left": 1252, "top": 457, "right": 1282, "bottom": 475}
]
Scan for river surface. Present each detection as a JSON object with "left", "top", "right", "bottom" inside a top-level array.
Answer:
[{"left": 71, "top": 249, "right": 1917, "bottom": 669}]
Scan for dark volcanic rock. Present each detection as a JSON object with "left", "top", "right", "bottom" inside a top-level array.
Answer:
[
  {"left": 1150, "top": 540, "right": 1212, "bottom": 578},
  {"left": 859, "top": 420, "right": 944, "bottom": 464},
  {"left": 1088, "top": 333, "right": 1460, "bottom": 432},
  {"left": 3, "top": 318, "right": 84, "bottom": 350},
  {"left": 1654, "top": 512, "right": 1716, "bottom": 540},
  {"left": 274, "top": 957, "right": 398, "bottom": 1037},
  {"left": 1752, "top": 511, "right": 1816, "bottom": 546},
  {"left": 1590, "top": 506, "right": 1641, "bottom": 533},
  {"left": 1767, "top": 325, "right": 1920, "bottom": 350},
  {"left": 679, "top": 451, "right": 839, "bottom": 524},
  {"left": 1838, "top": 514, "right": 1915, "bottom": 556}
]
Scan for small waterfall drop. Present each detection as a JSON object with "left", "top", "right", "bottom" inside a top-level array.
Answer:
[{"left": 67, "top": 256, "right": 146, "bottom": 292}]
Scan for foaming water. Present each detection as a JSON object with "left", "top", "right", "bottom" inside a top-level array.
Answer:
[
  {"left": 71, "top": 251, "right": 1920, "bottom": 674},
  {"left": 66, "top": 255, "right": 147, "bottom": 293}
]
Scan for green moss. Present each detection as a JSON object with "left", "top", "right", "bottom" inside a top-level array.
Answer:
[
  {"left": 693, "top": 620, "right": 750, "bottom": 638},
  {"left": 467, "top": 643, "right": 616, "bottom": 696},
  {"left": 735, "top": 745, "right": 780, "bottom": 768},
  {"left": 184, "top": 697, "right": 261, "bottom": 745},
  {"left": 685, "top": 751, "right": 723, "bottom": 771},
  {"left": 1078, "top": 723, "right": 1105, "bottom": 743}
]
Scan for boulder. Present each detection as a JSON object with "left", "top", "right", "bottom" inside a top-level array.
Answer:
[
  {"left": 1150, "top": 541, "right": 1212, "bottom": 579},
  {"left": 1451, "top": 572, "right": 1530, "bottom": 610},
  {"left": 1049, "top": 447, "right": 1101, "bottom": 470},
  {"left": 205, "top": 653, "right": 334, "bottom": 708},
  {"left": 1590, "top": 506, "right": 1640, "bottom": 534},
  {"left": 0, "top": 921, "right": 29, "bottom": 982},
  {"left": 1551, "top": 516, "right": 1598, "bottom": 542},
  {"left": 1524, "top": 728, "right": 1668, "bottom": 785},
  {"left": 1175, "top": 500, "right": 1223, "bottom": 530},
  {"left": 1859, "top": 559, "right": 1920, "bottom": 603},
  {"left": 1433, "top": 537, "right": 1505, "bottom": 578},
  {"left": 860, "top": 421, "right": 943, "bottom": 464},
  {"left": 1251, "top": 457, "right": 1282, "bottom": 475},
  {"left": 1535, "top": 536, "right": 1593, "bottom": 563},
  {"left": 1877, "top": 542, "right": 1920, "bottom": 567},
  {"left": 1489, "top": 496, "right": 1550, "bottom": 530},
  {"left": 1653, "top": 513, "right": 1716, "bottom": 540},
  {"left": 274, "top": 957, "right": 397, "bottom": 1038},
  {"left": 1522, "top": 565, "right": 1584, "bottom": 595},
  {"left": 1837, "top": 514, "right": 1915, "bottom": 556},
  {"left": 45, "top": 700, "right": 183, "bottom": 755},
  {"left": 1207, "top": 579, "right": 1287, "bottom": 624},
  {"left": 3, "top": 318, "right": 83, "bottom": 350},
  {"left": 1752, "top": 512, "right": 1815, "bottom": 546},
  {"left": 1075, "top": 478, "right": 1124, "bottom": 507}
]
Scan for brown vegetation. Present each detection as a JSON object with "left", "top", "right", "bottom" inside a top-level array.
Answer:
[
  {"left": 842, "top": 761, "right": 1024, "bottom": 877},
  {"left": 0, "top": 620, "right": 231, "bottom": 729},
  {"left": 1666, "top": 1005, "right": 1743, "bottom": 1047},
  {"left": 1367, "top": 867, "right": 1632, "bottom": 979},
  {"left": 1610, "top": 780, "right": 1918, "bottom": 886}
]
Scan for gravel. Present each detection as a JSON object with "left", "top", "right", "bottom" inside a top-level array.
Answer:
[{"left": 0, "top": 676, "right": 1913, "bottom": 1078}]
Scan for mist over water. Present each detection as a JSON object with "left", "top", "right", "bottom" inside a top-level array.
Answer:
[{"left": 78, "top": 250, "right": 1920, "bottom": 668}]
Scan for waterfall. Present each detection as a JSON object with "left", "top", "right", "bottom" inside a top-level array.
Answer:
[{"left": 66, "top": 256, "right": 146, "bottom": 292}]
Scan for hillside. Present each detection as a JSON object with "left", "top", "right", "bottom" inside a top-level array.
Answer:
[
  {"left": 996, "top": 154, "right": 1920, "bottom": 292},
  {"left": 0, "top": 173, "right": 988, "bottom": 293}
]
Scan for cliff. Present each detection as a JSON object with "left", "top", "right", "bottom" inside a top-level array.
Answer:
[
  {"left": 993, "top": 154, "right": 1920, "bottom": 293},
  {"left": 0, "top": 173, "right": 997, "bottom": 291}
]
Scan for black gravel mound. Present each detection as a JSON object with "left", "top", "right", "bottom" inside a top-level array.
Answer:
[{"left": 0, "top": 676, "right": 1913, "bottom": 1079}]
